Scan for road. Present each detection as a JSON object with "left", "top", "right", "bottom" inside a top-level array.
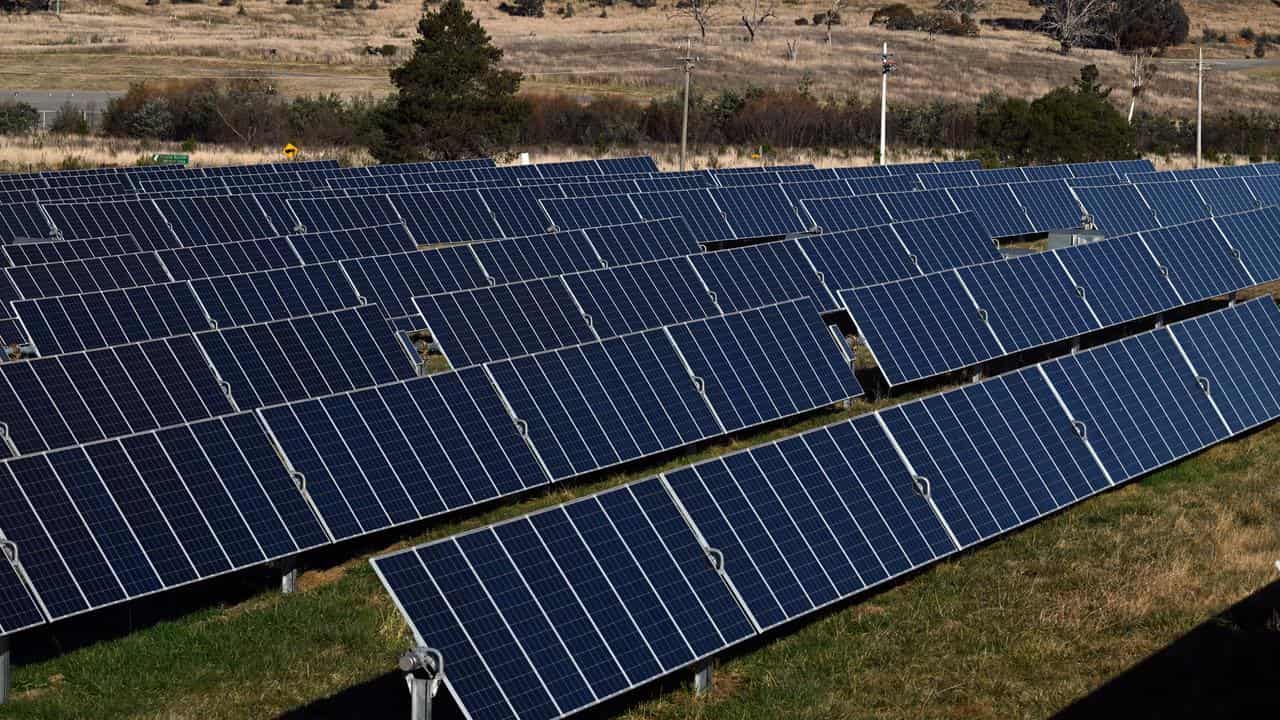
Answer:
[{"left": 2, "top": 89, "right": 122, "bottom": 112}]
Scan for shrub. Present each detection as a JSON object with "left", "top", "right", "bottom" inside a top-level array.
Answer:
[
  {"left": 1240, "top": 27, "right": 1255, "bottom": 41},
  {"left": 48, "top": 102, "right": 90, "bottom": 135},
  {"left": 870, "top": 3, "right": 913, "bottom": 26},
  {"left": 794, "top": 16, "right": 806, "bottom": 24},
  {"left": 1256, "top": 37, "right": 1267, "bottom": 58},
  {"left": 0, "top": 102, "right": 38, "bottom": 135},
  {"left": 812, "top": 9, "right": 838, "bottom": 24},
  {"left": 498, "top": 0, "right": 543, "bottom": 15},
  {"left": 334, "top": 0, "right": 355, "bottom": 9}
]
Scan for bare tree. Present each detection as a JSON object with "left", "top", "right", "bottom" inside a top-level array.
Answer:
[
  {"left": 823, "top": 0, "right": 844, "bottom": 44},
  {"left": 1126, "top": 48, "right": 1156, "bottom": 123},
  {"left": 670, "top": 0, "right": 720, "bottom": 40},
  {"left": 739, "top": 0, "right": 775, "bottom": 41},
  {"left": 1039, "top": 0, "right": 1108, "bottom": 53},
  {"left": 936, "top": 0, "right": 986, "bottom": 17}
]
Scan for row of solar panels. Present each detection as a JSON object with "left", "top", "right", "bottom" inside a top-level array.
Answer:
[
  {"left": 372, "top": 295, "right": 1280, "bottom": 720},
  {"left": 0, "top": 294, "right": 861, "bottom": 635},
  {"left": 1073, "top": 176, "right": 1280, "bottom": 236},
  {"left": 917, "top": 160, "right": 1278, "bottom": 189},
  {"left": 845, "top": 206, "right": 1280, "bottom": 386}
]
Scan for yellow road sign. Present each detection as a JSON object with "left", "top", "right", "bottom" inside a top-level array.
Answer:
[{"left": 282, "top": 143, "right": 299, "bottom": 159}]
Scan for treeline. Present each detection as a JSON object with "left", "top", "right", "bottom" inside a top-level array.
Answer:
[{"left": 3, "top": 76, "right": 1277, "bottom": 164}]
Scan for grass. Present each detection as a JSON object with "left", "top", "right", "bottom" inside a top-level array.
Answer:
[{"left": 4, "top": 382, "right": 1279, "bottom": 719}]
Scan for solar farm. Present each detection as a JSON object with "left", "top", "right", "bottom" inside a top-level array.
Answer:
[{"left": 0, "top": 154, "right": 1278, "bottom": 718}]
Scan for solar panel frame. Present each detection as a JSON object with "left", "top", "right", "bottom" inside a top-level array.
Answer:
[
  {"left": 631, "top": 190, "right": 737, "bottom": 244},
  {"left": 578, "top": 217, "right": 700, "bottom": 266},
  {"left": 1214, "top": 207, "right": 1280, "bottom": 281},
  {"left": 1139, "top": 219, "right": 1254, "bottom": 303},
  {"left": 1053, "top": 234, "right": 1182, "bottom": 327},
  {"left": 561, "top": 258, "right": 720, "bottom": 339},
  {"left": 541, "top": 195, "right": 644, "bottom": 233},
  {"left": 795, "top": 224, "right": 920, "bottom": 292},
  {"left": 955, "top": 252, "right": 1102, "bottom": 354},
  {"left": 189, "top": 263, "right": 362, "bottom": 328},
  {"left": 339, "top": 246, "right": 490, "bottom": 324},
  {"left": 707, "top": 185, "right": 811, "bottom": 238},
  {"left": 13, "top": 281, "right": 214, "bottom": 356},
  {"left": 1134, "top": 182, "right": 1210, "bottom": 226},
  {"left": 688, "top": 240, "right": 837, "bottom": 313},
  {"left": 157, "top": 237, "right": 302, "bottom": 281},
  {"left": 800, "top": 196, "right": 893, "bottom": 232}
]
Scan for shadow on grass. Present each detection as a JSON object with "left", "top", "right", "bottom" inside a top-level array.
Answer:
[
  {"left": 1054, "top": 578, "right": 1280, "bottom": 719},
  {"left": 275, "top": 670, "right": 460, "bottom": 720}
]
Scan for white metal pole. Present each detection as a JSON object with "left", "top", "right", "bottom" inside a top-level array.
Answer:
[
  {"left": 0, "top": 634, "right": 10, "bottom": 705},
  {"left": 1196, "top": 47, "right": 1203, "bottom": 169},
  {"left": 680, "top": 39, "right": 693, "bottom": 172},
  {"left": 880, "top": 41, "right": 888, "bottom": 166}
]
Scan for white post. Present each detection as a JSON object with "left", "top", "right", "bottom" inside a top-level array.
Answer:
[
  {"left": 680, "top": 39, "right": 694, "bottom": 172},
  {"left": 879, "top": 41, "right": 889, "bottom": 166},
  {"left": 1195, "top": 47, "right": 1203, "bottom": 169},
  {"left": 0, "top": 634, "right": 10, "bottom": 705},
  {"left": 518, "top": 152, "right": 530, "bottom": 166},
  {"left": 693, "top": 660, "right": 712, "bottom": 696},
  {"left": 408, "top": 675, "right": 435, "bottom": 720},
  {"left": 280, "top": 556, "right": 298, "bottom": 594}
]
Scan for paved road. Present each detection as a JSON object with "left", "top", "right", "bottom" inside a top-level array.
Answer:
[{"left": 3, "top": 89, "right": 122, "bottom": 112}]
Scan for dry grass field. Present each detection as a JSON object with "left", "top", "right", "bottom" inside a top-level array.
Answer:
[{"left": 0, "top": 0, "right": 1276, "bottom": 115}]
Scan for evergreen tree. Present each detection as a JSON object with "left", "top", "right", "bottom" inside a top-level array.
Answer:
[{"left": 371, "top": 0, "right": 528, "bottom": 162}]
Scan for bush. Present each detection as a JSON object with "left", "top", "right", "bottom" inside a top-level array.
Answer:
[
  {"left": 334, "top": 0, "right": 355, "bottom": 9},
  {"left": 870, "top": 3, "right": 913, "bottom": 26},
  {"left": 812, "top": 9, "right": 839, "bottom": 24},
  {"left": 0, "top": 102, "right": 37, "bottom": 135},
  {"left": 1256, "top": 37, "right": 1267, "bottom": 58},
  {"left": 498, "top": 0, "right": 543, "bottom": 15},
  {"left": 1240, "top": 27, "right": 1255, "bottom": 41},
  {"left": 794, "top": 16, "right": 806, "bottom": 24},
  {"left": 48, "top": 102, "right": 90, "bottom": 135}
]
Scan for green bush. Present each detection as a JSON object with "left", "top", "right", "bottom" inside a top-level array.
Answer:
[
  {"left": 48, "top": 102, "right": 90, "bottom": 135},
  {"left": 0, "top": 101, "right": 37, "bottom": 135}
]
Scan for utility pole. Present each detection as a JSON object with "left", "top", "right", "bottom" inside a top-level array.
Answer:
[
  {"left": 879, "top": 42, "right": 896, "bottom": 166},
  {"left": 1195, "top": 46, "right": 1204, "bottom": 168},
  {"left": 679, "top": 39, "right": 696, "bottom": 172}
]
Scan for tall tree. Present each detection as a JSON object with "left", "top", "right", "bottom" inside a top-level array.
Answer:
[{"left": 371, "top": 0, "right": 528, "bottom": 162}]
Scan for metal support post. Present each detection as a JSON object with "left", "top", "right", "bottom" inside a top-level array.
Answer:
[
  {"left": 679, "top": 40, "right": 696, "bottom": 172},
  {"left": 280, "top": 556, "right": 298, "bottom": 595},
  {"left": 971, "top": 366, "right": 984, "bottom": 384},
  {"left": 1071, "top": 337, "right": 1082, "bottom": 354},
  {"left": 1228, "top": 291, "right": 1238, "bottom": 307},
  {"left": 407, "top": 673, "right": 438, "bottom": 720},
  {"left": 1155, "top": 314, "right": 1165, "bottom": 329},
  {"left": 879, "top": 42, "right": 895, "bottom": 165},
  {"left": 693, "top": 659, "right": 713, "bottom": 696},
  {"left": 0, "top": 634, "right": 10, "bottom": 705}
]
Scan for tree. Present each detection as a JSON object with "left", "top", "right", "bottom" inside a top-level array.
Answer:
[
  {"left": 1034, "top": 0, "right": 1108, "bottom": 53},
  {"left": 671, "top": 0, "right": 720, "bottom": 39},
  {"left": 1111, "top": 0, "right": 1187, "bottom": 51},
  {"left": 739, "top": 0, "right": 775, "bottom": 40},
  {"left": 372, "top": 0, "right": 528, "bottom": 162},
  {"left": 936, "top": 0, "right": 985, "bottom": 18},
  {"left": 822, "top": 0, "right": 843, "bottom": 44},
  {"left": 1126, "top": 49, "right": 1156, "bottom": 123}
]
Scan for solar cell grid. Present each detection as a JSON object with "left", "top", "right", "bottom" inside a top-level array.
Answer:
[
  {"left": 1134, "top": 182, "right": 1209, "bottom": 226},
  {"left": 1071, "top": 185, "right": 1159, "bottom": 236},
  {"left": 44, "top": 199, "right": 177, "bottom": 250},
  {"left": 631, "top": 190, "right": 736, "bottom": 244},
  {"left": 1169, "top": 298, "right": 1280, "bottom": 434},
  {"left": 919, "top": 171, "right": 977, "bottom": 189},
  {"left": 891, "top": 212, "right": 1000, "bottom": 273},
  {"left": 801, "top": 196, "right": 892, "bottom": 232},
  {"left": 190, "top": 263, "right": 361, "bottom": 328},
  {"left": 5, "top": 252, "right": 171, "bottom": 300},
  {"left": 470, "top": 230, "right": 604, "bottom": 285},
  {"left": 156, "top": 196, "right": 279, "bottom": 246},
  {"left": 689, "top": 240, "right": 836, "bottom": 312},
  {"left": 876, "top": 189, "right": 958, "bottom": 222},
  {"left": 157, "top": 237, "right": 301, "bottom": 281},
  {"left": 1215, "top": 207, "right": 1280, "bottom": 281},
  {"left": 955, "top": 253, "right": 1101, "bottom": 353},
  {"left": 286, "top": 224, "right": 417, "bottom": 264},
  {"left": 561, "top": 258, "right": 719, "bottom": 339},
  {"left": 1192, "top": 177, "right": 1260, "bottom": 216},
  {"left": 14, "top": 281, "right": 213, "bottom": 356},
  {"left": 340, "top": 246, "right": 490, "bottom": 323},
  {"left": 1010, "top": 179, "right": 1083, "bottom": 232},
  {"left": 1053, "top": 234, "right": 1182, "bottom": 327},
  {"left": 945, "top": 185, "right": 1034, "bottom": 238},
  {"left": 845, "top": 175, "right": 919, "bottom": 195},
  {"left": 481, "top": 186, "right": 565, "bottom": 238},
  {"left": 795, "top": 224, "right": 919, "bottom": 292},
  {"left": 1139, "top": 219, "right": 1253, "bottom": 302},
  {"left": 708, "top": 185, "right": 810, "bottom": 238},
  {"left": 541, "top": 194, "right": 643, "bottom": 233},
  {"left": 288, "top": 195, "right": 402, "bottom": 235},
  {"left": 390, "top": 190, "right": 505, "bottom": 244},
  {"left": 578, "top": 217, "right": 700, "bottom": 266}
]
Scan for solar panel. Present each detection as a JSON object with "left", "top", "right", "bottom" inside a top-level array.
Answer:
[
  {"left": 1243, "top": 175, "right": 1280, "bottom": 207},
  {"left": 845, "top": 175, "right": 919, "bottom": 195},
  {"left": 288, "top": 195, "right": 401, "bottom": 235},
  {"left": 954, "top": 253, "right": 1101, "bottom": 353},
  {"left": 0, "top": 557, "right": 45, "bottom": 635},
  {"left": 5, "top": 252, "right": 171, "bottom": 299},
  {"left": 1192, "top": 177, "right": 1260, "bottom": 215},
  {"left": 14, "top": 281, "right": 213, "bottom": 356},
  {"left": 259, "top": 367, "right": 548, "bottom": 540},
  {"left": 795, "top": 224, "right": 919, "bottom": 292},
  {"left": 251, "top": 193, "right": 304, "bottom": 235},
  {"left": 286, "top": 224, "right": 417, "bottom": 264},
  {"left": 562, "top": 259, "right": 719, "bottom": 339},
  {"left": 877, "top": 365, "right": 1111, "bottom": 548},
  {"left": 541, "top": 194, "right": 643, "bottom": 232},
  {"left": 0, "top": 413, "right": 329, "bottom": 621},
  {"left": 972, "top": 168, "right": 1027, "bottom": 185},
  {"left": 599, "top": 156, "right": 660, "bottom": 174},
  {"left": 919, "top": 171, "right": 977, "bottom": 189},
  {"left": 1065, "top": 174, "right": 1123, "bottom": 188},
  {"left": 876, "top": 189, "right": 958, "bottom": 221},
  {"left": 1038, "top": 330, "right": 1228, "bottom": 482},
  {"left": 838, "top": 272, "right": 1005, "bottom": 386},
  {"left": 634, "top": 173, "right": 715, "bottom": 192},
  {"left": 196, "top": 305, "right": 418, "bottom": 410},
  {"left": 477, "top": 186, "right": 565, "bottom": 237},
  {"left": 190, "top": 263, "right": 360, "bottom": 328},
  {"left": 1134, "top": 182, "right": 1209, "bottom": 226},
  {"left": 946, "top": 185, "right": 1034, "bottom": 238},
  {"left": 485, "top": 329, "right": 723, "bottom": 480},
  {"left": 415, "top": 278, "right": 598, "bottom": 368},
  {"left": 0, "top": 334, "right": 235, "bottom": 458},
  {"left": 662, "top": 413, "right": 956, "bottom": 630},
  {"left": 1053, "top": 234, "right": 1181, "bottom": 327},
  {"left": 631, "top": 190, "right": 736, "bottom": 244},
  {"left": 711, "top": 171, "right": 781, "bottom": 187},
  {"left": 780, "top": 179, "right": 853, "bottom": 203},
  {"left": 155, "top": 196, "right": 279, "bottom": 245},
  {"left": 470, "top": 230, "right": 603, "bottom": 285},
  {"left": 43, "top": 199, "right": 178, "bottom": 249},
  {"left": 1009, "top": 179, "right": 1083, "bottom": 231},
  {"left": 1022, "top": 165, "right": 1073, "bottom": 181},
  {"left": 0, "top": 202, "right": 56, "bottom": 243},
  {"left": 892, "top": 212, "right": 999, "bottom": 273},
  {"left": 665, "top": 299, "right": 862, "bottom": 431},
  {"left": 689, "top": 240, "right": 836, "bottom": 312},
  {"left": 579, "top": 217, "right": 700, "bottom": 266},
  {"left": 708, "top": 185, "right": 810, "bottom": 238},
  {"left": 157, "top": 237, "right": 301, "bottom": 281},
  {"left": 833, "top": 165, "right": 889, "bottom": 178},
  {"left": 801, "top": 196, "right": 892, "bottom": 232},
  {"left": 1214, "top": 164, "right": 1260, "bottom": 178},
  {"left": 1109, "top": 159, "right": 1156, "bottom": 175},
  {"left": 1067, "top": 161, "right": 1123, "bottom": 178},
  {"left": 1139, "top": 219, "right": 1253, "bottom": 302},
  {"left": 557, "top": 178, "right": 639, "bottom": 198},
  {"left": 1214, "top": 206, "right": 1280, "bottom": 281},
  {"left": 1071, "top": 185, "right": 1159, "bottom": 235},
  {"left": 340, "top": 246, "right": 489, "bottom": 324},
  {"left": 389, "top": 190, "right": 506, "bottom": 244},
  {"left": 370, "top": 476, "right": 754, "bottom": 720},
  {"left": 1255, "top": 162, "right": 1280, "bottom": 176}
]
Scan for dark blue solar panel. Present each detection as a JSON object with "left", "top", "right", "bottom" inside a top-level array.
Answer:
[
  {"left": 541, "top": 194, "right": 643, "bottom": 232},
  {"left": 689, "top": 240, "right": 836, "bottom": 312},
  {"left": 485, "top": 330, "right": 722, "bottom": 480},
  {"left": 0, "top": 414, "right": 327, "bottom": 621},
  {"left": 631, "top": 190, "right": 736, "bottom": 244},
  {"left": 288, "top": 195, "right": 401, "bottom": 235},
  {"left": 919, "top": 171, "right": 976, "bottom": 189},
  {"left": 481, "top": 186, "right": 565, "bottom": 237},
  {"left": 1140, "top": 219, "right": 1253, "bottom": 302},
  {"left": 781, "top": 179, "right": 856, "bottom": 202},
  {"left": 839, "top": 272, "right": 1005, "bottom": 386},
  {"left": 0, "top": 334, "right": 235, "bottom": 457},
  {"left": 1067, "top": 161, "right": 1123, "bottom": 178},
  {"left": 833, "top": 165, "right": 890, "bottom": 179},
  {"left": 370, "top": 475, "right": 752, "bottom": 720},
  {"left": 972, "top": 168, "right": 1028, "bottom": 185},
  {"left": 845, "top": 175, "right": 919, "bottom": 195},
  {"left": 1109, "top": 159, "right": 1156, "bottom": 175},
  {"left": 876, "top": 189, "right": 958, "bottom": 222},
  {"left": 44, "top": 199, "right": 177, "bottom": 250},
  {"left": 665, "top": 299, "right": 861, "bottom": 431},
  {"left": 6, "top": 252, "right": 170, "bottom": 299},
  {"left": 1215, "top": 207, "right": 1280, "bottom": 281},
  {"left": 197, "top": 305, "right": 417, "bottom": 409},
  {"left": 1192, "top": 177, "right": 1261, "bottom": 216},
  {"left": 287, "top": 224, "right": 416, "bottom": 263},
  {"left": 557, "top": 179, "right": 639, "bottom": 198},
  {"left": 662, "top": 413, "right": 955, "bottom": 630},
  {"left": 1023, "top": 165, "right": 1073, "bottom": 181},
  {"left": 598, "top": 156, "right": 660, "bottom": 174},
  {"left": 390, "top": 190, "right": 505, "bottom": 244},
  {"left": 562, "top": 259, "right": 719, "bottom": 338},
  {"left": 1040, "top": 329, "right": 1228, "bottom": 482},
  {"left": 0, "top": 202, "right": 55, "bottom": 243},
  {"left": 1010, "top": 179, "right": 1083, "bottom": 231},
  {"left": 415, "top": 278, "right": 597, "bottom": 368},
  {"left": 1169, "top": 299, "right": 1280, "bottom": 434},
  {"left": 340, "top": 247, "right": 490, "bottom": 325},
  {"left": 579, "top": 217, "right": 700, "bottom": 266},
  {"left": 0, "top": 558, "right": 44, "bottom": 634},
  {"left": 801, "top": 196, "right": 893, "bottom": 232},
  {"left": 156, "top": 196, "right": 279, "bottom": 245},
  {"left": 956, "top": 252, "right": 1101, "bottom": 353},
  {"left": 190, "top": 263, "right": 360, "bottom": 328},
  {"left": 470, "top": 230, "right": 603, "bottom": 284},
  {"left": 259, "top": 367, "right": 547, "bottom": 540},
  {"left": 634, "top": 174, "right": 715, "bottom": 192},
  {"left": 708, "top": 185, "right": 810, "bottom": 238},
  {"left": 1135, "top": 182, "right": 1210, "bottom": 226},
  {"left": 158, "top": 237, "right": 301, "bottom": 281},
  {"left": 1065, "top": 174, "right": 1123, "bottom": 188},
  {"left": 14, "top": 282, "right": 213, "bottom": 356},
  {"left": 796, "top": 224, "right": 919, "bottom": 292},
  {"left": 946, "top": 185, "right": 1034, "bottom": 238},
  {"left": 1054, "top": 234, "right": 1182, "bottom": 327},
  {"left": 1243, "top": 176, "right": 1280, "bottom": 207},
  {"left": 878, "top": 365, "right": 1110, "bottom": 548},
  {"left": 1072, "top": 185, "right": 1159, "bottom": 235},
  {"left": 892, "top": 212, "right": 999, "bottom": 273},
  {"left": 3, "top": 235, "right": 142, "bottom": 266}
]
